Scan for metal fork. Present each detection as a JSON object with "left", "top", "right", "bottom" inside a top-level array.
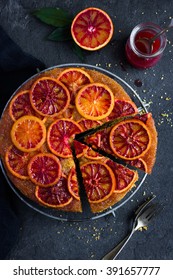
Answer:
[{"left": 102, "top": 196, "right": 157, "bottom": 260}]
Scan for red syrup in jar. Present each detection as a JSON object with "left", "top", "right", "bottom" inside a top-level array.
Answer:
[
  {"left": 135, "top": 31, "right": 161, "bottom": 54},
  {"left": 125, "top": 26, "right": 166, "bottom": 69}
]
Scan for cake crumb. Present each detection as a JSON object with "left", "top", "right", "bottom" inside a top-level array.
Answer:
[
  {"left": 138, "top": 226, "right": 148, "bottom": 231},
  {"left": 161, "top": 113, "right": 169, "bottom": 117}
]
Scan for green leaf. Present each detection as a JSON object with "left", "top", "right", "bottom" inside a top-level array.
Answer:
[
  {"left": 48, "top": 26, "right": 72, "bottom": 41},
  {"left": 72, "top": 42, "right": 85, "bottom": 62},
  {"left": 32, "top": 7, "right": 73, "bottom": 27}
]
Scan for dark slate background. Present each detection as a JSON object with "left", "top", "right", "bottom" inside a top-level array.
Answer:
[{"left": 0, "top": 0, "right": 173, "bottom": 260}]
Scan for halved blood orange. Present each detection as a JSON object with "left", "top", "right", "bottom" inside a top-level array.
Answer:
[
  {"left": 30, "top": 77, "right": 70, "bottom": 117},
  {"left": 11, "top": 116, "right": 46, "bottom": 152},
  {"left": 75, "top": 83, "right": 114, "bottom": 120},
  {"left": 67, "top": 167, "right": 80, "bottom": 200},
  {"left": 9, "top": 90, "right": 45, "bottom": 122},
  {"left": 5, "top": 145, "right": 30, "bottom": 179},
  {"left": 106, "top": 159, "right": 138, "bottom": 193},
  {"left": 28, "top": 153, "right": 62, "bottom": 187},
  {"left": 57, "top": 68, "right": 93, "bottom": 104},
  {"left": 35, "top": 175, "right": 73, "bottom": 208},
  {"left": 107, "top": 99, "right": 138, "bottom": 121},
  {"left": 47, "top": 119, "right": 82, "bottom": 158},
  {"left": 80, "top": 161, "right": 115, "bottom": 203},
  {"left": 109, "top": 119, "right": 151, "bottom": 160},
  {"left": 71, "top": 7, "right": 114, "bottom": 51}
]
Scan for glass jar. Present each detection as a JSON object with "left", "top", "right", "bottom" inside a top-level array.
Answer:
[{"left": 125, "top": 22, "right": 167, "bottom": 69}]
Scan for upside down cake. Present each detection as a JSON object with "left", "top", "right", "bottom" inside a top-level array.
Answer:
[{"left": 0, "top": 67, "right": 157, "bottom": 213}]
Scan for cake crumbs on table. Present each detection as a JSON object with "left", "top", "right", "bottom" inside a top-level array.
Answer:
[
  {"left": 157, "top": 110, "right": 173, "bottom": 127},
  {"left": 161, "top": 113, "right": 169, "bottom": 117},
  {"left": 95, "top": 63, "right": 102, "bottom": 67},
  {"left": 138, "top": 226, "right": 148, "bottom": 232},
  {"left": 92, "top": 233, "right": 101, "bottom": 241},
  {"left": 105, "top": 63, "right": 112, "bottom": 68}
]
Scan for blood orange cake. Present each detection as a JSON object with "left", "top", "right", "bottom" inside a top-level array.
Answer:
[{"left": 0, "top": 66, "right": 157, "bottom": 213}]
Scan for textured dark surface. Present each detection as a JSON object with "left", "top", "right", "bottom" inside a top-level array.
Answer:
[{"left": 0, "top": 0, "right": 173, "bottom": 260}]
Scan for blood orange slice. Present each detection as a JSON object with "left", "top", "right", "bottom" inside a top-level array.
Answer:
[
  {"left": 106, "top": 159, "right": 138, "bottom": 193},
  {"left": 84, "top": 148, "right": 104, "bottom": 160},
  {"left": 67, "top": 167, "right": 80, "bottom": 200},
  {"left": 80, "top": 161, "right": 115, "bottom": 203},
  {"left": 5, "top": 145, "right": 30, "bottom": 179},
  {"left": 11, "top": 116, "right": 46, "bottom": 152},
  {"left": 75, "top": 83, "right": 114, "bottom": 120},
  {"left": 107, "top": 99, "right": 138, "bottom": 121},
  {"left": 77, "top": 119, "right": 102, "bottom": 159},
  {"left": 9, "top": 90, "right": 45, "bottom": 121},
  {"left": 127, "top": 158, "right": 147, "bottom": 173},
  {"left": 78, "top": 119, "right": 101, "bottom": 130},
  {"left": 109, "top": 119, "right": 151, "bottom": 160},
  {"left": 28, "top": 153, "right": 62, "bottom": 187},
  {"left": 60, "top": 105, "right": 82, "bottom": 121},
  {"left": 47, "top": 119, "right": 82, "bottom": 158},
  {"left": 135, "top": 113, "right": 150, "bottom": 124},
  {"left": 85, "top": 128, "right": 113, "bottom": 155},
  {"left": 35, "top": 176, "right": 73, "bottom": 208},
  {"left": 30, "top": 77, "right": 70, "bottom": 117},
  {"left": 58, "top": 105, "right": 75, "bottom": 119},
  {"left": 71, "top": 7, "right": 114, "bottom": 51},
  {"left": 57, "top": 68, "right": 93, "bottom": 104}
]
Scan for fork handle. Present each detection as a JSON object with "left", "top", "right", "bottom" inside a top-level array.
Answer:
[{"left": 102, "top": 231, "right": 134, "bottom": 260}]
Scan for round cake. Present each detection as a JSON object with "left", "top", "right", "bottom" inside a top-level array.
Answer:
[{"left": 0, "top": 66, "right": 158, "bottom": 213}]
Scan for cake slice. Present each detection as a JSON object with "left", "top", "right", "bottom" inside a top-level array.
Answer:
[
  {"left": 74, "top": 140, "right": 138, "bottom": 213},
  {"left": 78, "top": 113, "right": 157, "bottom": 174}
]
